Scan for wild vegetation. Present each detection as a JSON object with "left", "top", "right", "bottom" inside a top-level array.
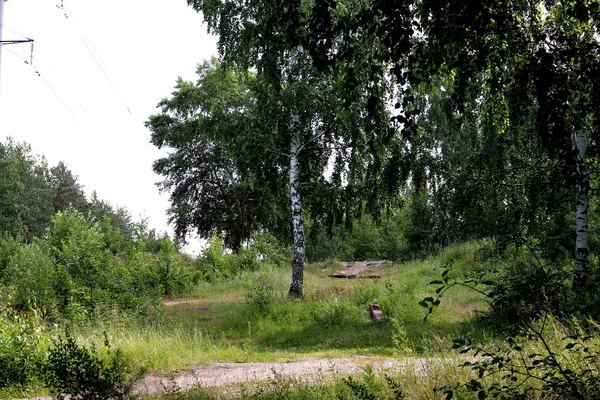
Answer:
[{"left": 3, "top": 0, "right": 600, "bottom": 398}]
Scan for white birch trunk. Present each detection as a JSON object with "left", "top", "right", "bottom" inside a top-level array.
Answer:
[
  {"left": 573, "top": 130, "right": 589, "bottom": 303},
  {"left": 288, "top": 115, "right": 305, "bottom": 297}
]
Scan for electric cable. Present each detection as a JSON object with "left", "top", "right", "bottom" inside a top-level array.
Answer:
[
  {"left": 57, "top": 1, "right": 133, "bottom": 116},
  {"left": 79, "top": 38, "right": 132, "bottom": 115},
  {"left": 0, "top": 22, "right": 32, "bottom": 41},
  {"left": 3, "top": 45, "right": 85, "bottom": 128}
]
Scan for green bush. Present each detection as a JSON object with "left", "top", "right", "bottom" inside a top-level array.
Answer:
[
  {"left": 306, "top": 224, "right": 353, "bottom": 263},
  {"left": 43, "top": 331, "right": 137, "bottom": 400},
  {"left": 307, "top": 192, "right": 436, "bottom": 263},
  {"left": 483, "top": 247, "right": 571, "bottom": 329},
  {"left": 0, "top": 306, "right": 45, "bottom": 388},
  {"left": 197, "top": 235, "right": 235, "bottom": 281},
  {"left": 439, "top": 319, "right": 600, "bottom": 399},
  {"left": 8, "top": 239, "right": 57, "bottom": 315},
  {"left": 245, "top": 273, "right": 277, "bottom": 315},
  {"left": 48, "top": 209, "right": 113, "bottom": 312}
]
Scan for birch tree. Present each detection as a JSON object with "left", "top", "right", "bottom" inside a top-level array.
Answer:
[{"left": 184, "top": 1, "right": 384, "bottom": 297}]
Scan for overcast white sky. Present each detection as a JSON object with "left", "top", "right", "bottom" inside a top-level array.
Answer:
[{"left": 0, "top": 0, "right": 217, "bottom": 254}]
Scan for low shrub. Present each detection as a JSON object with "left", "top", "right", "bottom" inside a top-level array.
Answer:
[
  {"left": 437, "top": 317, "right": 600, "bottom": 399},
  {"left": 482, "top": 247, "right": 571, "bottom": 329},
  {"left": 245, "top": 273, "right": 277, "bottom": 315},
  {"left": 43, "top": 331, "right": 139, "bottom": 400},
  {"left": 0, "top": 306, "right": 46, "bottom": 389}
]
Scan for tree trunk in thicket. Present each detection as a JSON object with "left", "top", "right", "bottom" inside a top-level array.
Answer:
[
  {"left": 288, "top": 116, "right": 305, "bottom": 298},
  {"left": 573, "top": 130, "right": 589, "bottom": 304}
]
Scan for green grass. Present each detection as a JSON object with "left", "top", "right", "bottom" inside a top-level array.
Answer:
[{"left": 73, "top": 242, "right": 495, "bottom": 375}]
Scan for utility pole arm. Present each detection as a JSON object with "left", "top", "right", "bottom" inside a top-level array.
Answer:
[{"left": 0, "top": 0, "right": 5, "bottom": 88}]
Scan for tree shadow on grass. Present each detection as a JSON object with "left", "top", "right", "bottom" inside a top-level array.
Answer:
[{"left": 248, "top": 314, "right": 493, "bottom": 355}]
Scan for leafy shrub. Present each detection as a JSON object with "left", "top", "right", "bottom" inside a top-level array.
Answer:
[
  {"left": 43, "top": 331, "right": 137, "bottom": 400},
  {"left": 243, "top": 232, "right": 291, "bottom": 269},
  {"left": 48, "top": 209, "right": 114, "bottom": 312},
  {"left": 483, "top": 248, "right": 571, "bottom": 329},
  {"left": 307, "top": 192, "right": 436, "bottom": 263},
  {"left": 437, "top": 318, "right": 600, "bottom": 399},
  {"left": 246, "top": 282, "right": 275, "bottom": 315},
  {"left": 421, "top": 245, "right": 570, "bottom": 330},
  {"left": 306, "top": 224, "right": 353, "bottom": 263},
  {"left": 0, "top": 306, "right": 45, "bottom": 388},
  {"left": 8, "top": 239, "right": 57, "bottom": 315},
  {"left": 393, "top": 191, "right": 434, "bottom": 260},
  {"left": 437, "top": 240, "right": 495, "bottom": 275},
  {"left": 197, "top": 235, "right": 235, "bottom": 281}
]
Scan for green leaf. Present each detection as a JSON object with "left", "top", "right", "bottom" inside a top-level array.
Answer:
[{"left": 466, "top": 379, "right": 482, "bottom": 391}]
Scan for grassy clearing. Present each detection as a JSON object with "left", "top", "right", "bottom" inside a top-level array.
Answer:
[
  {"left": 135, "top": 316, "right": 600, "bottom": 399},
  {"left": 73, "top": 242, "right": 495, "bottom": 375}
]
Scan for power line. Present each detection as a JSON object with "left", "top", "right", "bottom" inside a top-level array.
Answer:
[
  {"left": 79, "top": 37, "right": 132, "bottom": 115},
  {"left": 57, "top": 1, "right": 133, "bottom": 116},
  {"left": 3, "top": 45, "right": 85, "bottom": 129},
  {"left": 0, "top": 22, "right": 33, "bottom": 40}
]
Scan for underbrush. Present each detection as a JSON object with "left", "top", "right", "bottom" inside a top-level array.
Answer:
[
  {"left": 1, "top": 209, "right": 201, "bottom": 322},
  {"left": 0, "top": 305, "right": 140, "bottom": 399}
]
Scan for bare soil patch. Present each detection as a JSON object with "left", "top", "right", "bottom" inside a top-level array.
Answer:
[
  {"left": 163, "top": 298, "right": 212, "bottom": 307},
  {"left": 19, "top": 356, "right": 444, "bottom": 399},
  {"left": 132, "top": 356, "right": 434, "bottom": 396}
]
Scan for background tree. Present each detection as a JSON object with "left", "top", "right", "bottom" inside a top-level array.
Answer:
[
  {"left": 0, "top": 139, "right": 54, "bottom": 240},
  {"left": 48, "top": 162, "right": 88, "bottom": 213},
  {"left": 295, "top": 0, "right": 600, "bottom": 303},
  {"left": 148, "top": 59, "right": 289, "bottom": 253}
]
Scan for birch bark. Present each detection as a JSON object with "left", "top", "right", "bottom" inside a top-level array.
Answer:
[
  {"left": 573, "top": 130, "right": 589, "bottom": 303},
  {"left": 288, "top": 115, "right": 305, "bottom": 297}
]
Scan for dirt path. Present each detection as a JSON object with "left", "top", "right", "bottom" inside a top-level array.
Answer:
[
  {"left": 19, "top": 358, "right": 438, "bottom": 399},
  {"left": 19, "top": 356, "right": 439, "bottom": 399},
  {"left": 133, "top": 356, "right": 433, "bottom": 396},
  {"left": 162, "top": 298, "right": 211, "bottom": 306}
]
